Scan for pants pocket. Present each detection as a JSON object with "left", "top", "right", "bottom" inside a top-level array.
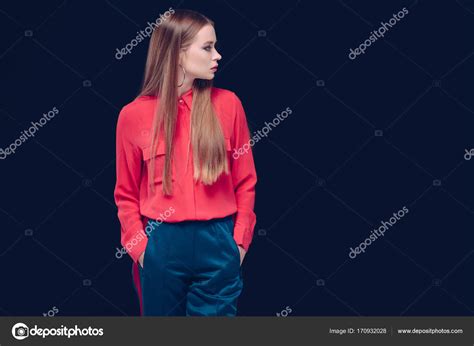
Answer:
[
  {"left": 140, "top": 219, "right": 158, "bottom": 272},
  {"left": 222, "top": 217, "right": 240, "bottom": 261}
]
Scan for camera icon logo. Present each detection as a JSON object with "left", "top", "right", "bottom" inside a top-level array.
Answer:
[{"left": 12, "top": 323, "right": 29, "bottom": 340}]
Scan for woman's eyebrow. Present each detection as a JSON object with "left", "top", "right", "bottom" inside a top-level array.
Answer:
[{"left": 203, "top": 40, "right": 217, "bottom": 44}]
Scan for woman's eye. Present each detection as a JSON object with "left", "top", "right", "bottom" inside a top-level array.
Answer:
[{"left": 204, "top": 46, "right": 212, "bottom": 51}]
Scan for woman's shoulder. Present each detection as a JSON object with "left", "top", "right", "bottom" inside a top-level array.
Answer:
[
  {"left": 122, "top": 95, "right": 156, "bottom": 112},
  {"left": 118, "top": 95, "right": 156, "bottom": 122},
  {"left": 115, "top": 97, "right": 155, "bottom": 137},
  {"left": 119, "top": 88, "right": 241, "bottom": 117},
  {"left": 211, "top": 86, "right": 239, "bottom": 102}
]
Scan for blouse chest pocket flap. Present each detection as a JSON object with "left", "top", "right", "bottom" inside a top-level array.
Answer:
[{"left": 142, "top": 140, "right": 170, "bottom": 183}]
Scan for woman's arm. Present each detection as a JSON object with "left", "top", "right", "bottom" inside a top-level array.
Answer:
[
  {"left": 230, "top": 93, "right": 257, "bottom": 252},
  {"left": 114, "top": 107, "right": 148, "bottom": 264}
]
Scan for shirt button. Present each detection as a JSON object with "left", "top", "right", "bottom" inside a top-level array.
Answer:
[{"left": 179, "top": 99, "right": 184, "bottom": 104}]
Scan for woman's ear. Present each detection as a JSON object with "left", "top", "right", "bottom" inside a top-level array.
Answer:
[{"left": 179, "top": 47, "right": 188, "bottom": 66}]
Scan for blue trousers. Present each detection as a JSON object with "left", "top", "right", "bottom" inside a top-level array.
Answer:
[{"left": 137, "top": 214, "right": 243, "bottom": 316}]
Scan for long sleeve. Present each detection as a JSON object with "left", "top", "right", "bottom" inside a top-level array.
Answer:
[
  {"left": 114, "top": 108, "right": 147, "bottom": 264},
  {"left": 230, "top": 93, "right": 257, "bottom": 252}
]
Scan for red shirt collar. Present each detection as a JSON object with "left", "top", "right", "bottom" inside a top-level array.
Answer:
[
  {"left": 139, "top": 88, "right": 194, "bottom": 109},
  {"left": 179, "top": 87, "right": 193, "bottom": 109}
]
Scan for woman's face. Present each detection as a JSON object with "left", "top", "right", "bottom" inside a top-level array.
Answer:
[{"left": 180, "top": 24, "right": 222, "bottom": 80}]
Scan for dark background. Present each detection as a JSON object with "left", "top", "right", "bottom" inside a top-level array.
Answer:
[{"left": 1, "top": 0, "right": 473, "bottom": 317}]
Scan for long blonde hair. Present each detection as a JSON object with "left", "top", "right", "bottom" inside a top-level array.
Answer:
[{"left": 139, "top": 9, "right": 229, "bottom": 196}]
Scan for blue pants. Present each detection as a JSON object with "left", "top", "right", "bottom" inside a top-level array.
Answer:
[{"left": 138, "top": 214, "right": 243, "bottom": 316}]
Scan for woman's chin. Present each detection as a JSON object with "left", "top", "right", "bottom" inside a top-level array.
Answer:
[{"left": 196, "top": 73, "right": 215, "bottom": 81}]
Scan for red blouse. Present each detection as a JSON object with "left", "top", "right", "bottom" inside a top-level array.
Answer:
[{"left": 114, "top": 87, "right": 257, "bottom": 264}]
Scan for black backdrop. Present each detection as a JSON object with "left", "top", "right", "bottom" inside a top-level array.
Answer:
[{"left": 1, "top": 0, "right": 473, "bottom": 317}]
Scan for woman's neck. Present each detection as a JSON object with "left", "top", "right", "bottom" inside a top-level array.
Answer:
[{"left": 178, "top": 80, "right": 194, "bottom": 97}]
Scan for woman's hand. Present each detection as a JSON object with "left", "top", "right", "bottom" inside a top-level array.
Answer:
[
  {"left": 138, "top": 252, "right": 144, "bottom": 269},
  {"left": 237, "top": 245, "right": 246, "bottom": 266}
]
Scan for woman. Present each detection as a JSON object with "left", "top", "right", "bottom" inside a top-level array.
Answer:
[{"left": 114, "top": 9, "right": 257, "bottom": 316}]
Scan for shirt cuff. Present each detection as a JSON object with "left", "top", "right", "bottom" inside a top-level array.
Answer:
[
  {"left": 122, "top": 223, "right": 148, "bottom": 264},
  {"left": 232, "top": 212, "right": 256, "bottom": 252}
]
